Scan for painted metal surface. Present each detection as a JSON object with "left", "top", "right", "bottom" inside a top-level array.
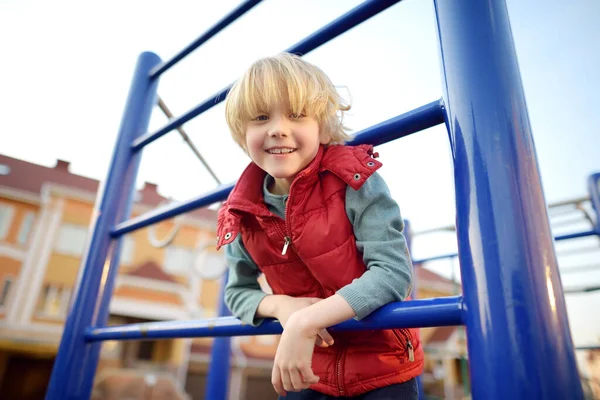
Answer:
[
  {"left": 85, "top": 296, "right": 465, "bottom": 341},
  {"left": 433, "top": 0, "right": 583, "bottom": 398},
  {"left": 132, "top": 0, "right": 405, "bottom": 150},
  {"left": 115, "top": 100, "right": 444, "bottom": 237},
  {"left": 205, "top": 273, "right": 233, "bottom": 400},
  {"left": 45, "top": 52, "right": 161, "bottom": 400},
  {"left": 47, "top": 0, "right": 594, "bottom": 399},
  {"left": 150, "top": 0, "right": 263, "bottom": 79}
]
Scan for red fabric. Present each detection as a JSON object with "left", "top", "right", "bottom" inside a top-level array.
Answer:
[{"left": 217, "top": 145, "right": 423, "bottom": 396}]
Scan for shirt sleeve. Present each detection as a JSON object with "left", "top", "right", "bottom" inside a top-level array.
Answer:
[
  {"left": 336, "top": 172, "right": 413, "bottom": 320},
  {"left": 224, "top": 235, "right": 269, "bottom": 326}
]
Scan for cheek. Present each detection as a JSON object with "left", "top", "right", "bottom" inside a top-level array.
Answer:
[{"left": 245, "top": 132, "right": 264, "bottom": 157}]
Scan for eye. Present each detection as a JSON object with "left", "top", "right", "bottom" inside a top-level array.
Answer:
[
  {"left": 253, "top": 114, "right": 269, "bottom": 121},
  {"left": 289, "top": 113, "right": 305, "bottom": 119}
]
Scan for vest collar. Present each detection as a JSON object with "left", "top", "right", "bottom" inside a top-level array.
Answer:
[{"left": 216, "top": 144, "right": 381, "bottom": 249}]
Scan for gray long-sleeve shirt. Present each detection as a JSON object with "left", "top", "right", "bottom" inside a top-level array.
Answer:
[{"left": 224, "top": 172, "right": 413, "bottom": 326}]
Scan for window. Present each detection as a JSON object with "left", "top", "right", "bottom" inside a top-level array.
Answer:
[
  {"left": 0, "top": 277, "right": 13, "bottom": 308},
  {"left": 55, "top": 224, "right": 88, "bottom": 256},
  {"left": 18, "top": 212, "right": 36, "bottom": 245},
  {"left": 0, "top": 204, "right": 15, "bottom": 240},
  {"left": 137, "top": 341, "right": 155, "bottom": 361},
  {"left": 0, "top": 164, "right": 10, "bottom": 175},
  {"left": 36, "top": 284, "right": 71, "bottom": 317},
  {"left": 164, "top": 246, "right": 194, "bottom": 274},
  {"left": 119, "top": 236, "right": 135, "bottom": 265}
]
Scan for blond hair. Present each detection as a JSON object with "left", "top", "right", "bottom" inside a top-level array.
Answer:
[{"left": 225, "top": 53, "right": 351, "bottom": 149}]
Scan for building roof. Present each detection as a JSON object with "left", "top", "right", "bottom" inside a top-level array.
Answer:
[
  {"left": 0, "top": 153, "right": 217, "bottom": 221},
  {"left": 125, "top": 260, "right": 178, "bottom": 283}
]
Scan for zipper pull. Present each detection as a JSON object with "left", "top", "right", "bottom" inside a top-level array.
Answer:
[
  {"left": 407, "top": 340, "right": 415, "bottom": 362},
  {"left": 282, "top": 236, "right": 291, "bottom": 255}
]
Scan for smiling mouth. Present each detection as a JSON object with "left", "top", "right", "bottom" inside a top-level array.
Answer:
[{"left": 266, "top": 148, "right": 296, "bottom": 154}]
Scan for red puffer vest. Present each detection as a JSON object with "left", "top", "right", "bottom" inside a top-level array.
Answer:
[{"left": 217, "top": 144, "right": 423, "bottom": 396}]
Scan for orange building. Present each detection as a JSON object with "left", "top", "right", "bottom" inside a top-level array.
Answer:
[
  {"left": 0, "top": 153, "right": 279, "bottom": 399},
  {"left": 0, "top": 153, "right": 465, "bottom": 399}
]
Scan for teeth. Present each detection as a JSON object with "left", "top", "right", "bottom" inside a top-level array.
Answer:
[{"left": 268, "top": 148, "right": 295, "bottom": 154}]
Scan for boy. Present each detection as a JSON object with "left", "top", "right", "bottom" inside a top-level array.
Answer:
[{"left": 216, "top": 53, "right": 422, "bottom": 399}]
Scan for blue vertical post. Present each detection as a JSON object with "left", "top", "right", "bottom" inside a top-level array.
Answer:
[
  {"left": 45, "top": 52, "right": 161, "bottom": 400},
  {"left": 205, "top": 271, "right": 232, "bottom": 400},
  {"left": 403, "top": 220, "right": 424, "bottom": 400},
  {"left": 588, "top": 173, "right": 600, "bottom": 233},
  {"left": 433, "top": 1, "right": 583, "bottom": 399}
]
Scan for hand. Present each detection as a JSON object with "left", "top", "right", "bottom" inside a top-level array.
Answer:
[
  {"left": 271, "top": 311, "right": 320, "bottom": 396},
  {"left": 273, "top": 296, "right": 334, "bottom": 348}
]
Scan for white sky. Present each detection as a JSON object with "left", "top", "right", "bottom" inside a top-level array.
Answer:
[{"left": 1, "top": 0, "right": 599, "bottom": 354}]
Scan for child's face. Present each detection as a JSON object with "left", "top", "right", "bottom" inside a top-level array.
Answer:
[{"left": 245, "top": 104, "right": 329, "bottom": 194}]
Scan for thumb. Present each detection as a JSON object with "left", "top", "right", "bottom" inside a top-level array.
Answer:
[
  {"left": 318, "top": 329, "right": 334, "bottom": 346},
  {"left": 309, "top": 297, "right": 323, "bottom": 304}
]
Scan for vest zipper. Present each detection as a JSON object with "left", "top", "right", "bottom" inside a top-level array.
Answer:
[
  {"left": 273, "top": 189, "right": 326, "bottom": 298},
  {"left": 336, "top": 345, "right": 347, "bottom": 396},
  {"left": 394, "top": 328, "right": 415, "bottom": 362},
  {"left": 281, "top": 236, "right": 290, "bottom": 255}
]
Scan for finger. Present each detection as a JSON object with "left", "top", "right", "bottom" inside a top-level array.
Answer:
[
  {"left": 281, "top": 367, "right": 295, "bottom": 393},
  {"left": 271, "top": 367, "right": 286, "bottom": 397},
  {"left": 315, "top": 336, "right": 326, "bottom": 347},
  {"left": 318, "top": 329, "right": 334, "bottom": 346},
  {"left": 299, "top": 364, "right": 320, "bottom": 386},
  {"left": 289, "top": 367, "right": 308, "bottom": 391},
  {"left": 309, "top": 297, "right": 323, "bottom": 304}
]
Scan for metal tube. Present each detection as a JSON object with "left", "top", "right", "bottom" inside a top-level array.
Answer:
[
  {"left": 85, "top": 296, "right": 465, "bottom": 341},
  {"left": 588, "top": 173, "right": 600, "bottom": 232},
  {"left": 563, "top": 285, "right": 600, "bottom": 294},
  {"left": 149, "top": 0, "right": 263, "bottom": 79},
  {"left": 132, "top": 0, "right": 405, "bottom": 151},
  {"left": 118, "top": 101, "right": 444, "bottom": 236},
  {"left": 576, "top": 345, "right": 600, "bottom": 351},
  {"left": 45, "top": 52, "right": 161, "bottom": 400},
  {"left": 112, "top": 183, "right": 234, "bottom": 237},
  {"left": 157, "top": 97, "right": 221, "bottom": 184},
  {"left": 205, "top": 272, "right": 232, "bottom": 400},
  {"left": 403, "top": 220, "right": 426, "bottom": 400},
  {"left": 554, "top": 229, "right": 598, "bottom": 241},
  {"left": 349, "top": 100, "right": 444, "bottom": 146},
  {"left": 433, "top": 1, "right": 583, "bottom": 399},
  {"left": 284, "top": 0, "right": 403, "bottom": 55}
]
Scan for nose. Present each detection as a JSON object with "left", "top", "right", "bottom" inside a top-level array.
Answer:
[{"left": 267, "top": 115, "right": 289, "bottom": 138}]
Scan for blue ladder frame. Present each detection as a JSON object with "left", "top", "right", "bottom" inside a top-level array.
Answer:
[{"left": 45, "top": 1, "right": 587, "bottom": 399}]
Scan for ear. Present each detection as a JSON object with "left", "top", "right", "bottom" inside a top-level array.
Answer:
[{"left": 319, "top": 128, "right": 331, "bottom": 145}]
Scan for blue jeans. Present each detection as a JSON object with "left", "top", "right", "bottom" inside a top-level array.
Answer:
[{"left": 278, "top": 378, "right": 418, "bottom": 400}]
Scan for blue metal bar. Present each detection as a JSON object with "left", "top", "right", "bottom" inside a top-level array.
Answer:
[
  {"left": 563, "top": 285, "right": 600, "bottom": 294},
  {"left": 433, "top": 1, "right": 584, "bottom": 399},
  {"left": 85, "top": 296, "right": 465, "bottom": 341},
  {"left": 45, "top": 52, "right": 161, "bottom": 400},
  {"left": 554, "top": 229, "right": 599, "bottom": 241},
  {"left": 284, "top": 0, "right": 402, "bottom": 55},
  {"left": 132, "top": 0, "right": 404, "bottom": 151},
  {"left": 576, "top": 345, "right": 600, "bottom": 351},
  {"left": 399, "top": 230, "right": 598, "bottom": 265},
  {"left": 588, "top": 173, "right": 600, "bottom": 232},
  {"left": 118, "top": 101, "right": 443, "bottom": 237},
  {"left": 349, "top": 100, "right": 444, "bottom": 146},
  {"left": 403, "top": 220, "right": 425, "bottom": 400},
  {"left": 112, "top": 183, "right": 233, "bottom": 237},
  {"left": 205, "top": 272, "right": 232, "bottom": 400},
  {"left": 149, "top": 0, "right": 263, "bottom": 79}
]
